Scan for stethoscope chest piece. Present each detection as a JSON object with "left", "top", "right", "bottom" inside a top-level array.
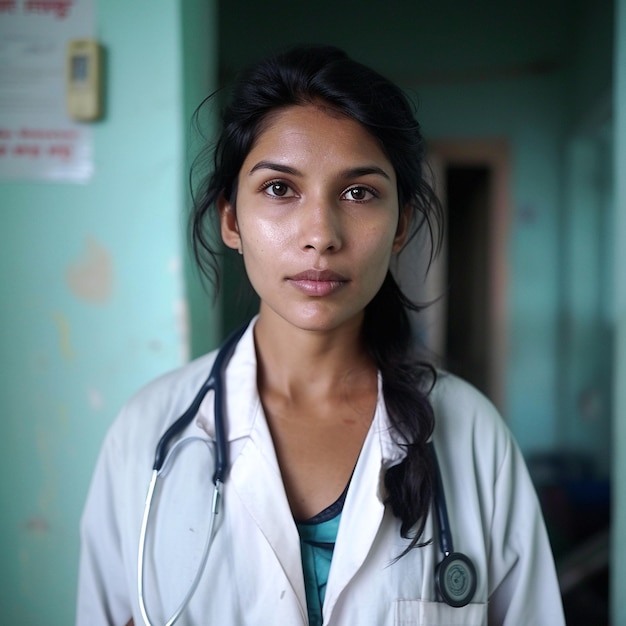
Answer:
[{"left": 435, "top": 551, "right": 477, "bottom": 608}]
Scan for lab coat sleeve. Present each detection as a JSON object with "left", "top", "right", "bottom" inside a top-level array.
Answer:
[
  {"left": 76, "top": 423, "right": 133, "bottom": 626},
  {"left": 487, "top": 433, "right": 565, "bottom": 625}
]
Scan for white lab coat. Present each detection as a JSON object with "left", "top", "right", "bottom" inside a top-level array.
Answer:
[{"left": 77, "top": 320, "right": 565, "bottom": 625}]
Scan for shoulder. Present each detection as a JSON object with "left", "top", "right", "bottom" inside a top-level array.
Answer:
[
  {"left": 429, "top": 372, "right": 514, "bottom": 479},
  {"left": 430, "top": 372, "right": 506, "bottom": 438},
  {"left": 427, "top": 374, "right": 564, "bottom": 621}
]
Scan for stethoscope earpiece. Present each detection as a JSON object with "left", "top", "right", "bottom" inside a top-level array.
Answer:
[{"left": 435, "top": 551, "right": 477, "bottom": 608}]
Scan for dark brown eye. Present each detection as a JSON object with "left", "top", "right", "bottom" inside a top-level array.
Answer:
[
  {"left": 349, "top": 188, "right": 367, "bottom": 200},
  {"left": 344, "top": 186, "right": 375, "bottom": 201},
  {"left": 268, "top": 182, "right": 288, "bottom": 196}
]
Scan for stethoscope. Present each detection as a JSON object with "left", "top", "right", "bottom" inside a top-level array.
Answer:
[{"left": 137, "top": 325, "right": 477, "bottom": 625}]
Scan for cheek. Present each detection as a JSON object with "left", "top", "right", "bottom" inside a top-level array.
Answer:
[
  {"left": 362, "top": 221, "right": 398, "bottom": 258},
  {"left": 259, "top": 218, "right": 292, "bottom": 247},
  {"left": 362, "top": 226, "right": 398, "bottom": 285},
  {"left": 240, "top": 215, "right": 291, "bottom": 252}
]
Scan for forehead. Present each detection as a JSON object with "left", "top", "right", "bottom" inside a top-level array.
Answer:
[{"left": 244, "top": 104, "right": 394, "bottom": 173}]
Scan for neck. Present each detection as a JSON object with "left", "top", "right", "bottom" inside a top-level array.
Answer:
[{"left": 253, "top": 310, "right": 376, "bottom": 403}]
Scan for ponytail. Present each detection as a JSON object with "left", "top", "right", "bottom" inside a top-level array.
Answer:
[{"left": 363, "top": 272, "right": 436, "bottom": 554}]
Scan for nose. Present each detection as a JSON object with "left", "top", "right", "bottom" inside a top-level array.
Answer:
[{"left": 298, "top": 200, "right": 343, "bottom": 253}]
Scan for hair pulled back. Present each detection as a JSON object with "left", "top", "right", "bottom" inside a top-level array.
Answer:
[{"left": 191, "top": 45, "right": 442, "bottom": 554}]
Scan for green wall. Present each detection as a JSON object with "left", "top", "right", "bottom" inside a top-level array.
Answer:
[{"left": 0, "top": 1, "right": 218, "bottom": 624}]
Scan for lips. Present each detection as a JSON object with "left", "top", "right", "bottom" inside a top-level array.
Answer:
[{"left": 287, "top": 269, "right": 349, "bottom": 296}]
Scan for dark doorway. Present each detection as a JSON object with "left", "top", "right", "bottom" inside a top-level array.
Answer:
[{"left": 444, "top": 165, "right": 492, "bottom": 396}]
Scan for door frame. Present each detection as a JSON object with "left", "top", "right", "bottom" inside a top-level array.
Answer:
[{"left": 426, "top": 139, "right": 510, "bottom": 412}]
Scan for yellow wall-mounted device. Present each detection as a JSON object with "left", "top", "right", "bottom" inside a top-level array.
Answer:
[{"left": 65, "top": 39, "right": 103, "bottom": 121}]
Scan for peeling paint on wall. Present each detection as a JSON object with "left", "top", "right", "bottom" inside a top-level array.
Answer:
[
  {"left": 52, "top": 312, "right": 76, "bottom": 361},
  {"left": 168, "top": 256, "right": 190, "bottom": 363},
  {"left": 174, "top": 298, "right": 190, "bottom": 363},
  {"left": 87, "top": 386, "right": 104, "bottom": 411},
  {"left": 66, "top": 236, "right": 113, "bottom": 303},
  {"left": 22, "top": 517, "right": 50, "bottom": 533}
]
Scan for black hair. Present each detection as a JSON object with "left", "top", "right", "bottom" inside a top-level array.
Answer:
[{"left": 191, "top": 45, "right": 443, "bottom": 555}]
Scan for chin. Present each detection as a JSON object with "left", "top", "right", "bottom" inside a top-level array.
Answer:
[{"left": 283, "top": 306, "right": 364, "bottom": 335}]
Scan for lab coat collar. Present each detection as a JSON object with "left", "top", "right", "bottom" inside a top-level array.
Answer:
[{"left": 194, "top": 316, "right": 407, "bottom": 467}]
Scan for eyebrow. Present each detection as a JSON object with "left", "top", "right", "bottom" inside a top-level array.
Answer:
[
  {"left": 343, "top": 165, "right": 391, "bottom": 180},
  {"left": 249, "top": 161, "right": 300, "bottom": 176},
  {"left": 248, "top": 160, "right": 391, "bottom": 181}
]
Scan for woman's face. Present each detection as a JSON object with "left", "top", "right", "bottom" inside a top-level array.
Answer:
[{"left": 220, "top": 104, "right": 409, "bottom": 334}]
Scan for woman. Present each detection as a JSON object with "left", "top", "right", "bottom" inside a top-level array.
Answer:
[{"left": 77, "top": 45, "right": 565, "bottom": 625}]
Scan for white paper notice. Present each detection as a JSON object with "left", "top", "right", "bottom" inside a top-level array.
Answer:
[{"left": 0, "top": 0, "right": 95, "bottom": 183}]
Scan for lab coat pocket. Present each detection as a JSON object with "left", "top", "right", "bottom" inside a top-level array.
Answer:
[{"left": 394, "top": 599, "right": 487, "bottom": 626}]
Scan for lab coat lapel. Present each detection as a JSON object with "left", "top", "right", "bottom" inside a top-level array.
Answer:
[
  {"left": 215, "top": 322, "right": 307, "bottom": 614},
  {"left": 229, "top": 403, "right": 308, "bottom": 612},
  {"left": 323, "top": 383, "right": 395, "bottom": 620}
]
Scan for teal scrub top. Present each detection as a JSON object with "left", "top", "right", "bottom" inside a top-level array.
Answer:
[{"left": 296, "top": 486, "right": 347, "bottom": 626}]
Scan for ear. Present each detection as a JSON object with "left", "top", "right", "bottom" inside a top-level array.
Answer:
[
  {"left": 392, "top": 204, "right": 412, "bottom": 253},
  {"left": 218, "top": 194, "right": 241, "bottom": 251}
]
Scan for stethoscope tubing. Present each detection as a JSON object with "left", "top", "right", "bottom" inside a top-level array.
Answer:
[
  {"left": 429, "top": 446, "right": 478, "bottom": 607},
  {"left": 138, "top": 437, "right": 223, "bottom": 626},
  {"left": 430, "top": 442, "right": 453, "bottom": 557},
  {"left": 151, "top": 325, "right": 246, "bottom": 477},
  {"left": 138, "top": 326, "right": 244, "bottom": 626}
]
